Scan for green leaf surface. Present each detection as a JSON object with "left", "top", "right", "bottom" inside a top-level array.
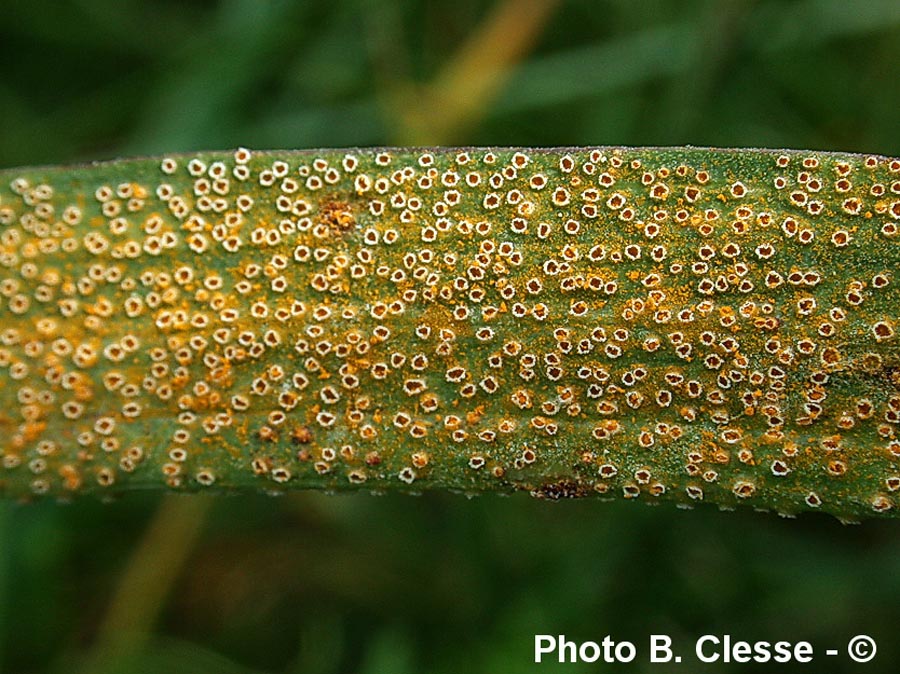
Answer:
[{"left": 1, "top": 146, "right": 898, "bottom": 520}]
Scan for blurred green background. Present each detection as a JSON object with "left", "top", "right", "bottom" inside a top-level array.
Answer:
[{"left": 1, "top": 0, "right": 899, "bottom": 672}]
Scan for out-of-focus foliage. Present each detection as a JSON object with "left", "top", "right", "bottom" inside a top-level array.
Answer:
[{"left": 0, "top": 0, "right": 898, "bottom": 672}]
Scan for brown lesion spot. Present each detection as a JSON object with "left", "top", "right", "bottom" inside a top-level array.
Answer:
[
  {"left": 886, "top": 366, "right": 900, "bottom": 390},
  {"left": 852, "top": 353, "right": 900, "bottom": 390},
  {"left": 318, "top": 198, "right": 355, "bottom": 236},
  {"left": 530, "top": 480, "right": 591, "bottom": 500},
  {"left": 290, "top": 425, "right": 312, "bottom": 444},
  {"left": 258, "top": 426, "right": 278, "bottom": 442}
]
